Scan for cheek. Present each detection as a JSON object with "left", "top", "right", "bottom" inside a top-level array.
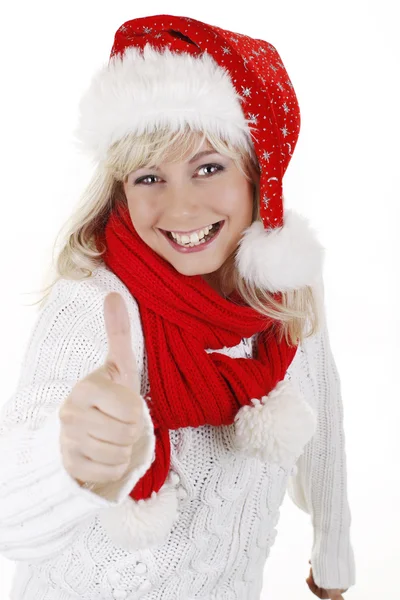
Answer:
[
  {"left": 218, "top": 185, "right": 253, "bottom": 222},
  {"left": 126, "top": 196, "right": 160, "bottom": 230}
]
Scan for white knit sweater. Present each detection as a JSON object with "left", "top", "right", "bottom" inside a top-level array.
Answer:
[{"left": 0, "top": 264, "right": 356, "bottom": 599}]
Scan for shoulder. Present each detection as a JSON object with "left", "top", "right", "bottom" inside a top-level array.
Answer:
[
  {"left": 41, "top": 263, "right": 144, "bottom": 364},
  {"left": 48, "top": 263, "right": 140, "bottom": 320}
]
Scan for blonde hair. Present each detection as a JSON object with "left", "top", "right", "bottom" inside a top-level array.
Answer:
[{"left": 31, "top": 125, "right": 321, "bottom": 346}]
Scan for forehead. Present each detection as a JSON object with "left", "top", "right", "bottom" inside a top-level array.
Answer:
[{"left": 144, "top": 134, "right": 218, "bottom": 168}]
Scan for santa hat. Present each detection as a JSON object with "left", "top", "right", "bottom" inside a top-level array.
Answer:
[{"left": 74, "top": 13, "right": 325, "bottom": 294}]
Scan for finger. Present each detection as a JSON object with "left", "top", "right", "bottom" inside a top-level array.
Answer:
[
  {"left": 63, "top": 403, "right": 140, "bottom": 446},
  {"left": 86, "top": 404, "right": 142, "bottom": 445},
  {"left": 67, "top": 453, "right": 129, "bottom": 484},
  {"left": 78, "top": 435, "right": 132, "bottom": 466},
  {"left": 103, "top": 292, "right": 140, "bottom": 393}
]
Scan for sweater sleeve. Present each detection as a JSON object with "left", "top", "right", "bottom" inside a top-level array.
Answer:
[
  {"left": 0, "top": 277, "right": 156, "bottom": 563},
  {"left": 286, "top": 284, "right": 356, "bottom": 591}
]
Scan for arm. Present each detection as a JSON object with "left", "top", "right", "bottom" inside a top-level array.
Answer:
[
  {"left": 286, "top": 282, "right": 356, "bottom": 590},
  {"left": 0, "top": 277, "right": 155, "bottom": 562}
]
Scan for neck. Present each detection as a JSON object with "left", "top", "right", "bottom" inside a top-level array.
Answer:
[{"left": 202, "top": 272, "right": 235, "bottom": 299}]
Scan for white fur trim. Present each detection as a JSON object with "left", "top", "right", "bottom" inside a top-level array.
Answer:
[
  {"left": 235, "top": 209, "right": 325, "bottom": 292},
  {"left": 98, "top": 472, "right": 180, "bottom": 551},
  {"left": 74, "top": 43, "right": 255, "bottom": 163},
  {"left": 233, "top": 379, "right": 317, "bottom": 468}
]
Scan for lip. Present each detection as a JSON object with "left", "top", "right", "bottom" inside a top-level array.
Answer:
[{"left": 159, "top": 220, "right": 225, "bottom": 253}]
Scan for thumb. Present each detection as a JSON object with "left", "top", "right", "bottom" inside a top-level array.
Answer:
[{"left": 103, "top": 292, "right": 140, "bottom": 394}]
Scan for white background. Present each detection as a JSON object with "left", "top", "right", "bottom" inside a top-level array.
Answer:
[{"left": 0, "top": 1, "right": 398, "bottom": 598}]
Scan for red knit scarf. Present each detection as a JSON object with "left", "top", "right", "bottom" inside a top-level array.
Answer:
[{"left": 98, "top": 201, "right": 298, "bottom": 501}]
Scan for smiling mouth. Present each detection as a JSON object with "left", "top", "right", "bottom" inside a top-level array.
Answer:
[{"left": 160, "top": 220, "right": 223, "bottom": 242}]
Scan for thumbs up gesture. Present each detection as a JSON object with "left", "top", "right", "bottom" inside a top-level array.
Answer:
[{"left": 59, "top": 292, "right": 145, "bottom": 487}]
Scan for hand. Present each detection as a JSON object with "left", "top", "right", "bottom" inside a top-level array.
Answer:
[
  {"left": 59, "top": 292, "right": 144, "bottom": 486},
  {"left": 306, "top": 560, "right": 349, "bottom": 599}
]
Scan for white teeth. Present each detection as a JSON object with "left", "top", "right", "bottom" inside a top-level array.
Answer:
[
  {"left": 170, "top": 223, "right": 215, "bottom": 244},
  {"left": 169, "top": 222, "right": 219, "bottom": 247}
]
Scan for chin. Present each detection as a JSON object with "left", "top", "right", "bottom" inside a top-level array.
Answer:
[
  {"left": 170, "top": 257, "right": 225, "bottom": 277},
  {"left": 171, "top": 263, "right": 217, "bottom": 277}
]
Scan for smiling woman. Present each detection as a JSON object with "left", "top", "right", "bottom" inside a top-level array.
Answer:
[{"left": 0, "top": 14, "right": 356, "bottom": 600}]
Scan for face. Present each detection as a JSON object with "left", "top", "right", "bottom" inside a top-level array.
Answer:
[{"left": 122, "top": 138, "right": 254, "bottom": 290}]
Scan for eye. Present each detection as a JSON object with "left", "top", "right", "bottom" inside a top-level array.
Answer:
[
  {"left": 133, "top": 163, "right": 225, "bottom": 186},
  {"left": 197, "top": 163, "right": 225, "bottom": 177},
  {"left": 134, "top": 174, "right": 159, "bottom": 186}
]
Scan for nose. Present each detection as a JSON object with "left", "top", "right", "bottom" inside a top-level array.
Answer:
[{"left": 164, "top": 182, "right": 201, "bottom": 223}]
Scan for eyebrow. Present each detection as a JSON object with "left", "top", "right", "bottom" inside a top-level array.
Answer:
[
  {"left": 142, "top": 150, "right": 221, "bottom": 171},
  {"left": 188, "top": 150, "right": 221, "bottom": 163}
]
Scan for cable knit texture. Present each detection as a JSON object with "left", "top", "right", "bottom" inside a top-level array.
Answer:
[{"left": 0, "top": 264, "right": 356, "bottom": 599}]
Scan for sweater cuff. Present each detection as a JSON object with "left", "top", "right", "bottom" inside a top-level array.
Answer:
[{"left": 311, "top": 527, "right": 356, "bottom": 590}]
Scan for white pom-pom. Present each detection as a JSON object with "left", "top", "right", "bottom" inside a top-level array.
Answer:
[
  {"left": 98, "top": 474, "right": 180, "bottom": 551},
  {"left": 235, "top": 209, "right": 325, "bottom": 293},
  {"left": 233, "top": 379, "right": 317, "bottom": 468}
]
